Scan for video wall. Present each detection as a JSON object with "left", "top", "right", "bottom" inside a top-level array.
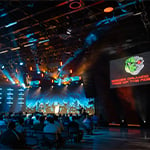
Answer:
[
  {"left": 26, "top": 85, "right": 95, "bottom": 115},
  {"left": 110, "top": 51, "right": 150, "bottom": 88},
  {"left": 0, "top": 86, "right": 25, "bottom": 112}
]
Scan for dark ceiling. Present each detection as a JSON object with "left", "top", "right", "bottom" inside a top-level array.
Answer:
[{"left": 0, "top": 0, "right": 149, "bottom": 86}]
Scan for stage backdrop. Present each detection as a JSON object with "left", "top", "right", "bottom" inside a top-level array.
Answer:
[
  {"left": 26, "top": 85, "right": 95, "bottom": 115},
  {"left": 0, "top": 85, "right": 25, "bottom": 113}
]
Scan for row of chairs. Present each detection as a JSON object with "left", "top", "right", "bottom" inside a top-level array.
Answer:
[{"left": 25, "top": 130, "right": 59, "bottom": 149}]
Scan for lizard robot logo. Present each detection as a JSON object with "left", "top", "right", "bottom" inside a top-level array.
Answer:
[{"left": 125, "top": 56, "right": 144, "bottom": 75}]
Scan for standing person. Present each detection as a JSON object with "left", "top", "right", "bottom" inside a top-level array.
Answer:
[
  {"left": 78, "top": 105, "right": 84, "bottom": 115},
  {"left": 92, "top": 114, "right": 99, "bottom": 129}
]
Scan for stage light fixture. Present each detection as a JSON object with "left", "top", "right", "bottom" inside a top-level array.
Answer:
[
  {"left": 1, "top": 65, "right": 4, "bottom": 70},
  {"left": 24, "top": 43, "right": 34, "bottom": 47},
  {"left": 11, "top": 47, "right": 20, "bottom": 51},
  {"left": 60, "top": 61, "right": 63, "bottom": 66},
  {"left": 41, "top": 73, "right": 44, "bottom": 77},
  {"left": 0, "top": 50, "right": 8, "bottom": 54},
  {"left": 0, "top": 13, "right": 7, "bottom": 17},
  {"left": 5, "top": 21, "right": 17, "bottom": 28},
  {"left": 81, "top": 83, "right": 83, "bottom": 86},
  {"left": 29, "top": 66, "right": 33, "bottom": 71},
  {"left": 70, "top": 69, "right": 72, "bottom": 74},
  {"left": 38, "top": 39, "right": 49, "bottom": 44},
  {"left": 69, "top": 1, "right": 82, "bottom": 9},
  {"left": 19, "top": 62, "right": 23, "bottom": 66},
  {"left": 144, "top": 120, "right": 146, "bottom": 123},
  {"left": 37, "top": 71, "right": 41, "bottom": 74},
  {"left": 104, "top": 7, "right": 114, "bottom": 13},
  {"left": 66, "top": 28, "right": 72, "bottom": 35}
]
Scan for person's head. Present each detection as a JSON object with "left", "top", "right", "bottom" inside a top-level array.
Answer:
[
  {"left": 39, "top": 116, "right": 45, "bottom": 123},
  {"left": 36, "top": 115, "right": 40, "bottom": 120},
  {"left": 54, "top": 115, "right": 58, "bottom": 121},
  {"left": 18, "top": 117, "right": 24, "bottom": 125},
  {"left": 8, "top": 121, "right": 16, "bottom": 130},
  {"left": 72, "top": 116, "right": 76, "bottom": 121},
  {"left": 47, "top": 116, "right": 54, "bottom": 124}
]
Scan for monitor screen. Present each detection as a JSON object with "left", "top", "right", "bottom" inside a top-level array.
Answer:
[{"left": 110, "top": 51, "right": 150, "bottom": 88}]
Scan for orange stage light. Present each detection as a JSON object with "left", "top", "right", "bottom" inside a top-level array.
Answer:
[
  {"left": 41, "top": 73, "right": 44, "bottom": 77},
  {"left": 70, "top": 69, "right": 72, "bottom": 74},
  {"left": 104, "top": 7, "right": 114, "bottom": 13},
  {"left": 29, "top": 66, "right": 33, "bottom": 71}
]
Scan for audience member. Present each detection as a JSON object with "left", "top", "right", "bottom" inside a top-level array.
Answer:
[
  {"left": 68, "top": 116, "right": 83, "bottom": 142},
  {"left": 82, "top": 115, "right": 93, "bottom": 134},
  {"left": 0, "top": 121, "right": 25, "bottom": 149},
  {"left": 32, "top": 116, "right": 45, "bottom": 131}
]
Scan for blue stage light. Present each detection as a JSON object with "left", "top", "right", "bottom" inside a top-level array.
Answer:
[
  {"left": 19, "top": 62, "right": 23, "bottom": 66},
  {"left": 0, "top": 13, "right": 7, "bottom": 17},
  {"left": 38, "top": 39, "right": 49, "bottom": 44},
  {"left": 1, "top": 65, "right": 4, "bottom": 70},
  {"left": 5, "top": 21, "right": 17, "bottom": 28},
  {"left": 58, "top": 68, "right": 61, "bottom": 71}
]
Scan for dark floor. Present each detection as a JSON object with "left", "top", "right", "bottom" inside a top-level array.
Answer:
[{"left": 63, "top": 127, "right": 150, "bottom": 150}]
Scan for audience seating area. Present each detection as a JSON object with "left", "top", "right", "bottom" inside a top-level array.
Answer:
[{"left": 0, "top": 112, "right": 98, "bottom": 149}]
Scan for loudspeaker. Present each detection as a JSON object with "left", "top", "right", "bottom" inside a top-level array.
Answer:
[{"left": 82, "top": 71, "right": 96, "bottom": 98}]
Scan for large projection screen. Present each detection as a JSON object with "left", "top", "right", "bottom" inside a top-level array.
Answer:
[
  {"left": 0, "top": 86, "right": 25, "bottom": 112},
  {"left": 110, "top": 51, "right": 150, "bottom": 88}
]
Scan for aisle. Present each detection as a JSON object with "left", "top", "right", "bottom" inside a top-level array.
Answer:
[{"left": 63, "top": 127, "right": 150, "bottom": 150}]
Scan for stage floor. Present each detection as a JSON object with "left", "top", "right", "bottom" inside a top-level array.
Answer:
[{"left": 64, "top": 127, "right": 150, "bottom": 149}]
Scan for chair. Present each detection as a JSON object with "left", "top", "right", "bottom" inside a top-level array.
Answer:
[
  {"left": 25, "top": 130, "right": 39, "bottom": 149},
  {"left": 0, "top": 144, "right": 12, "bottom": 150},
  {"left": 68, "top": 127, "right": 79, "bottom": 143}
]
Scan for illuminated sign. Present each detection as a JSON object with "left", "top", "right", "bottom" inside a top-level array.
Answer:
[{"left": 110, "top": 51, "right": 150, "bottom": 88}]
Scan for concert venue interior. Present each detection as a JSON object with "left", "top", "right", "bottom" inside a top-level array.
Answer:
[{"left": 0, "top": 0, "right": 150, "bottom": 149}]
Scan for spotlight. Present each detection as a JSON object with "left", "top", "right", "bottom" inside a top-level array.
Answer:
[
  {"left": 37, "top": 71, "right": 41, "bottom": 74},
  {"left": 104, "top": 7, "right": 114, "bottom": 13},
  {"left": 29, "top": 66, "right": 33, "bottom": 71},
  {"left": 51, "top": 85, "right": 54, "bottom": 88},
  {"left": 19, "top": 62, "right": 23, "bottom": 66},
  {"left": 81, "top": 83, "right": 83, "bottom": 86},
  {"left": 41, "top": 73, "right": 44, "bottom": 77},
  {"left": 144, "top": 120, "right": 146, "bottom": 123},
  {"left": 58, "top": 68, "right": 61, "bottom": 71},
  {"left": 66, "top": 28, "right": 72, "bottom": 35},
  {"left": 1, "top": 65, "right": 4, "bottom": 70},
  {"left": 70, "top": 69, "right": 72, "bottom": 74},
  {"left": 60, "top": 61, "right": 63, "bottom": 66}
]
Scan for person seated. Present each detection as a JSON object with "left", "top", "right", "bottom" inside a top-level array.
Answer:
[
  {"left": 82, "top": 115, "right": 93, "bottom": 134},
  {"left": 0, "top": 121, "right": 25, "bottom": 149},
  {"left": 43, "top": 116, "right": 61, "bottom": 148},
  {"left": 43, "top": 116, "right": 59, "bottom": 136},
  {"left": 32, "top": 116, "right": 45, "bottom": 131},
  {"left": 68, "top": 116, "right": 83, "bottom": 142},
  {"left": 33, "top": 115, "right": 40, "bottom": 125},
  {"left": 16, "top": 117, "right": 25, "bottom": 134},
  {"left": 54, "top": 115, "right": 64, "bottom": 134}
]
